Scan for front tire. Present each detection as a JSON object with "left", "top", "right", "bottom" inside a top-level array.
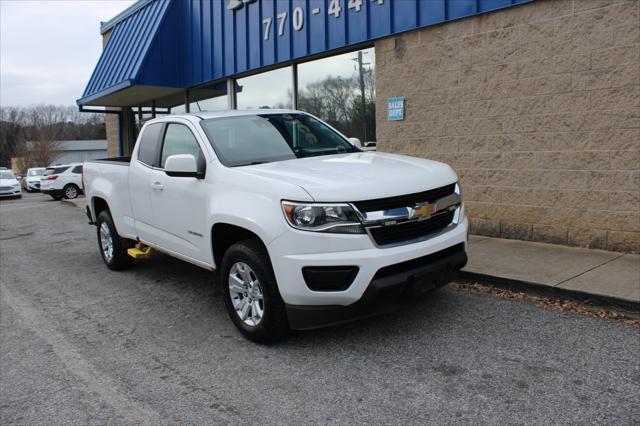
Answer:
[
  {"left": 63, "top": 184, "right": 79, "bottom": 199},
  {"left": 221, "top": 239, "right": 289, "bottom": 343},
  {"left": 96, "top": 210, "right": 133, "bottom": 271}
]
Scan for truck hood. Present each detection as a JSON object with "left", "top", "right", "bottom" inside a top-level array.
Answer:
[{"left": 238, "top": 152, "right": 457, "bottom": 202}]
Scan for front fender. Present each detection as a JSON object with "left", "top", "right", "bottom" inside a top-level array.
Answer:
[{"left": 207, "top": 172, "right": 313, "bottom": 267}]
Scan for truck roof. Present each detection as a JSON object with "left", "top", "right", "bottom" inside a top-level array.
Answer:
[{"left": 157, "top": 109, "right": 302, "bottom": 121}]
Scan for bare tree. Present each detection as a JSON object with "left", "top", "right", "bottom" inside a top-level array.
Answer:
[
  {"left": 1, "top": 104, "right": 105, "bottom": 169},
  {"left": 13, "top": 139, "right": 63, "bottom": 172}
]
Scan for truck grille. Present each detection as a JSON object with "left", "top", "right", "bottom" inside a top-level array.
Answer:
[
  {"left": 368, "top": 210, "right": 455, "bottom": 246},
  {"left": 353, "top": 183, "right": 456, "bottom": 212}
]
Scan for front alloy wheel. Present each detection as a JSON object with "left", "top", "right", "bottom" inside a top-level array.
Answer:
[
  {"left": 220, "top": 239, "right": 289, "bottom": 343},
  {"left": 228, "top": 262, "right": 265, "bottom": 327}
]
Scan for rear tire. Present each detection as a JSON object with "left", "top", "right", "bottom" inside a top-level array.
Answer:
[
  {"left": 221, "top": 239, "right": 289, "bottom": 343},
  {"left": 96, "top": 210, "right": 133, "bottom": 271},
  {"left": 63, "top": 184, "right": 79, "bottom": 199}
]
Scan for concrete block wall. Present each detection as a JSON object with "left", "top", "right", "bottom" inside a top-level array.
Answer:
[
  {"left": 375, "top": 0, "right": 639, "bottom": 253},
  {"left": 105, "top": 114, "right": 119, "bottom": 157}
]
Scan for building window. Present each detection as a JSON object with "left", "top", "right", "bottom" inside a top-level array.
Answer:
[
  {"left": 297, "top": 48, "right": 375, "bottom": 143},
  {"left": 196, "top": 95, "right": 228, "bottom": 112},
  {"left": 236, "top": 67, "right": 293, "bottom": 110}
]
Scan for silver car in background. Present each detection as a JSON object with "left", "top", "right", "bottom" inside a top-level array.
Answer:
[
  {"left": 23, "top": 167, "right": 46, "bottom": 192},
  {"left": 0, "top": 170, "right": 22, "bottom": 199}
]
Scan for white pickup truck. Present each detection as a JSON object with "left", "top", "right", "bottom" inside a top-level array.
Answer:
[{"left": 84, "top": 110, "right": 468, "bottom": 342}]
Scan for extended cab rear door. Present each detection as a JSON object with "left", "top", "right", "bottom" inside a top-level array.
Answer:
[
  {"left": 129, "top": 122, "right": 164, "bottom": 243},
  {"left": 147, "top": 120, "right": 210, "bottom": 264}
]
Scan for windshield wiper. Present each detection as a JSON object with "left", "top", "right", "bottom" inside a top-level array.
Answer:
[{"left": 235, "top": 161, "right": 267, "bottom": 167}]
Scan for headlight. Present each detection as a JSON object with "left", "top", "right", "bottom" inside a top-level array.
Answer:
[
  {"left": 281, "top": 201, "right": 364, "bottom": 234},
  {"left": 12, "top": 184, "right": 20, "bottom": 189}
]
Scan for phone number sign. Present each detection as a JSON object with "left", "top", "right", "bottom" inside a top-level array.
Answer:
[{"left": 387, "top": 97, "right": 405, "bottom": 121}]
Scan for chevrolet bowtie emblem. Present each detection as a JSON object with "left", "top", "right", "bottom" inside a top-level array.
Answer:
[
  {"left": 409, "top": 202, "right": 436, "bottom": 220},
  {"left": 227, "top": 0, "right": 257, "bottom": 11}
]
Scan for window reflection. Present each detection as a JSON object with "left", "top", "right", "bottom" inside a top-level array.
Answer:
[
  {"left": 236, "top": 67, "right": 293, "bottom": 110},
  {"left": 196, "top": 95, "right": 228, "bottom": 112},
  {"left": 297, "top": 48, "right": 376, "bottom": 143}
]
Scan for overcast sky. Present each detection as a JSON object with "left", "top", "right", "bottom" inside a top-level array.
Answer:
[
  {"left": 0, "top": 0, "right": 373, "bottom": 110},
  {"left": 0, "top": 0, "right": 135, "bottom": 108}
]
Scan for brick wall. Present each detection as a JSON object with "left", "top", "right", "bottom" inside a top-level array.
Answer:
[{"left": 375, "top": 0, "right": 639, "bottom": 253}]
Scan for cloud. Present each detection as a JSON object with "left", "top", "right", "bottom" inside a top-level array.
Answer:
[{"left": 0, "top": 0, "right": 134, "bottom": 107}]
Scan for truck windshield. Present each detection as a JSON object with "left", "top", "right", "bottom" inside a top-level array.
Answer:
[{"left": 200, "top": 113, "right": 360, "bottom": 167}]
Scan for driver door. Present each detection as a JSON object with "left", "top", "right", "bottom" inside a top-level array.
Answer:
[{"left": 148, "top": 121, "right": 210, "bottom": 264}]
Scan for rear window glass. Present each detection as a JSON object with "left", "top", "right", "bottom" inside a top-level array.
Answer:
[
  {"left": 138, "top": 123, "right": 164, "bottom": 167},
  {"left": 44, "top": 166, "right": 69, "bottom": 176},
  {"left": 27, "top": 169, "right": 45, "bottom": 176}
]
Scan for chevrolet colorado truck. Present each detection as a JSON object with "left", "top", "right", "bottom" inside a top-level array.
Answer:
[{"left": 84, "top": 110, "right": 468, "bottom": 342}]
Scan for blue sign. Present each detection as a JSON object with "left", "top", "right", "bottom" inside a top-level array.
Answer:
[{"left": 387, "top": 97, "right": 405, "bottom": 121}]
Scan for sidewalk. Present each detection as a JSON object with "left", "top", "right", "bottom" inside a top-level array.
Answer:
[{"left": 462, "top": 235, "right": 640, "bottom": 308}]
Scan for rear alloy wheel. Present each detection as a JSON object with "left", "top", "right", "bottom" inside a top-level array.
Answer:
[
  {"left": 96, "top": 210, "right": 133, "bottom": 270},
  {"left": 221, "top": 239, "right": 288, "bottom": 343},
  {"left": 63, "top": 184, "right": 79, "bottom": 199}
]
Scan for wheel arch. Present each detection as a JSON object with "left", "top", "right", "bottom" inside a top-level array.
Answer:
[
  {"left": 211, "top": 222, "right": 270, "bottom": 270},
  {"left": 91, "top": 196, "right": 110, "bottom": 222}
]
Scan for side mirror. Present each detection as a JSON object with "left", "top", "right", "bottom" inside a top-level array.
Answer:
[
  {"left": 164, "top": 154, "right": 204, "bottom": 178},
  {"left": 348, "top": 137, "right": 362, "bottom": 148}
]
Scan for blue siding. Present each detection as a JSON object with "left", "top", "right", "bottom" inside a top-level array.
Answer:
[{"left": 79, "top": 0, "right": 531, "bottom": 106}]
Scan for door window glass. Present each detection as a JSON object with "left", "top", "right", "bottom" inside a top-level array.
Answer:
[
  {"left": 137, "top": 123, "right": 164, "bottom": 167},
  {"left": 160, "top": 124, "right": 203, "bottom": 169}
]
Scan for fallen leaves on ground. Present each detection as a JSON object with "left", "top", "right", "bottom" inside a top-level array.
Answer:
[{"left": 451, "top": 282, "right": 640, "bottom": 329}]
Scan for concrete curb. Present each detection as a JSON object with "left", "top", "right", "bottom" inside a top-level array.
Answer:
[
  {"left": 61, "top": 198, "right": 86, "bottom": 209},
  {"left": 458, "top": 270, "right": 640, "bottom": 313}
]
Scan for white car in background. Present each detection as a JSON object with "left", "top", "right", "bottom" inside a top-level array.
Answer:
[
  {"left": 41, "top": 164, "right": 84, "bottom": 200},
  {"left": 0, "top": 170, "right": 22, "bottom": 199},
  {"left": 23, "top": 167, "right": 46, "bottom": 192}
]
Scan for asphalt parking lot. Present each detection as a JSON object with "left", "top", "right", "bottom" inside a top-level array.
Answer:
[{"left": 1, "top": 192, "right": 639, "bottom": 425}]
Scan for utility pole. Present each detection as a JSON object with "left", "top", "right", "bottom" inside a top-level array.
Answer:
[
  {"left": 357, "top": 51, "right": 367, "bottom": 143},
  {"left": 354, "top": 51, "right": 370, "bottom": 143}
]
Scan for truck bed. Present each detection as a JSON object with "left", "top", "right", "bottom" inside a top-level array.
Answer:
[{"left": 86, "top": 156, "right": 131, "bottom": 165}]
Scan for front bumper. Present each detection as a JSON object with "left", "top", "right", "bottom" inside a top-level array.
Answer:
[
  {"left": 0, "top": 190, "right": 21, "bottom": 198},
  {"left": 286, "top": 242, "right": 467, "bottom": 330},
  {"left": 268, "top": 216, "right": 469, "bottom": 307}
]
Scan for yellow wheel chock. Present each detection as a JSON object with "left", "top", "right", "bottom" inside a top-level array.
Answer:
[{"left": 127, "top": 243, "right": 154, "bottom": 259}]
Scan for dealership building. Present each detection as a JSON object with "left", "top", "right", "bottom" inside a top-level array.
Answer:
[{"left": 79, "top": 0, "right": 639, "bottom": 253}]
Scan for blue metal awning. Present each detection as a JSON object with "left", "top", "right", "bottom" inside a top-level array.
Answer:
[
  {"left": 79, "top": 0, "right": 531, "bottom": 108},
  {"left": 77, "top": 0, "right": 175, "bottom": 106}
]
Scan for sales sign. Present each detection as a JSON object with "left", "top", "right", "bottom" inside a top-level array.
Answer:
[{"left": 387, "top": 97, "right": 405, "bottom": 121}]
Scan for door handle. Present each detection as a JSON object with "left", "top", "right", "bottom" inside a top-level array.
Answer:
[{"left": 151, "top": 182, "right": 164, "bottom": 191}]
